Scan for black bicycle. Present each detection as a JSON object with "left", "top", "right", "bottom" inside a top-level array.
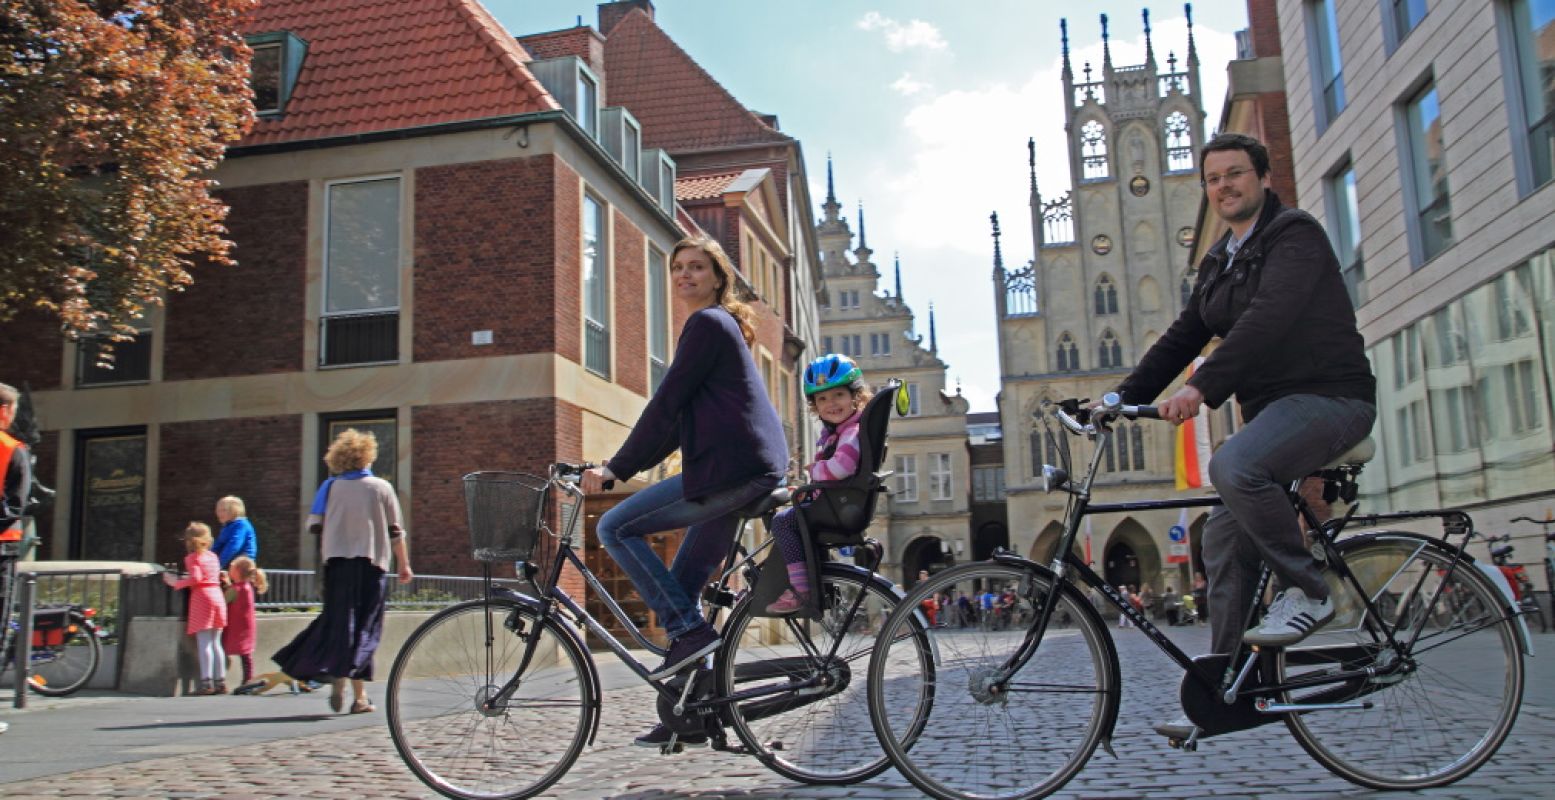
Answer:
[{"left": 867, "top": 394, "right": 1528, "bottom": 800}]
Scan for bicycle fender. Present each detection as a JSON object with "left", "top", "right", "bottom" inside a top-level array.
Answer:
[
  {"left": 820, "top": 561, "right": 907, "bottom": 600},
  {"left": 488, "top": 587, "right": 606, "bottom": 745},
  {"left": 1336, "top": 532, "right": 1534, "bottom": 656},
  {"left": 989, "top": 553, "right": 1125, "bottom": 757}
]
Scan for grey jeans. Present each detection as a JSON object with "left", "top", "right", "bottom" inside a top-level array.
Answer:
[{"left": 1202, "top": 394, "right": 1376, "bottom": 655}]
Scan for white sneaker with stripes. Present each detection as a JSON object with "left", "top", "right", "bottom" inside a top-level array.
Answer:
[{"left": 1244, "top": 587, "right": 1334, "bottom": 647}]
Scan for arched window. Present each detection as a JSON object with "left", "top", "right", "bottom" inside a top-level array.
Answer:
[
  {"left": 1131, "top": 425, "right": 1145, "bottom": 470},
  {"left": 1081, "top": 119, "right": 1109, "bottom": 180},
  {"left": 1098, "top": 330, "right": 1122, "bottom": 369},
  {"left": 1116, "top": 423, "right": 1130, "bottom": 470},
  {"left": 1164, "top": 110, "right": 1193, "bottom": 171},
  {"left": 1094, "top": 275, "right": 1119, "bottom": 315},
  {"left": 1056, "top": 332, "right": 1079, "bottom": 372}
]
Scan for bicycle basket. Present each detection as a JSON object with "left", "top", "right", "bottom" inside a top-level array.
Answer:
[{"left": 463, "top": 472, "right": 549, "bottom": 563}]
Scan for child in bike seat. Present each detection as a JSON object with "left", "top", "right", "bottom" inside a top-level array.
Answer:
[{"left": 766, "top": 354, "right": 873, "bottom": 615}]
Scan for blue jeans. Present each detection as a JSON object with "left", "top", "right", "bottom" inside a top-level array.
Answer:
[
  {"left": 597, "top": 473, "right": 781, "bottom": 639},
  {"left": 1202, "top": 393, "right": 1376, "bottom": 655}
]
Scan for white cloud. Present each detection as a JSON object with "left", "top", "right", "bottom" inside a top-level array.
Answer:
[
  {"left": 857, "top": 11, "right": 948, "bottom": 53},
  {"left": 891, "top": 73, "right": 930, "bottom": 96}
]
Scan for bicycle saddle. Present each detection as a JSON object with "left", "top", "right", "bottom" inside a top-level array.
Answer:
[
  {"left": 738, "top": 488, "right": 792, "bottom": 518},
  {"left": 1321, "top": 437, "right": 1375, "bottom": 469}
]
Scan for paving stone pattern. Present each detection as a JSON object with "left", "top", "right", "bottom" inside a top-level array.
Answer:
[{"left": 2, "top": 626, "right": 1551, "bottom": 799}]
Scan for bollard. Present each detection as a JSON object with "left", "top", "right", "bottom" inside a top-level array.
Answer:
[{"left": 13, "top": 573, "right": 36, "bottom": 709}]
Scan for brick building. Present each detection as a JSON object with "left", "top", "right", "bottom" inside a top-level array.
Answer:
[{"left": 5, "top": 0, "right": 814, "bottom": 637}]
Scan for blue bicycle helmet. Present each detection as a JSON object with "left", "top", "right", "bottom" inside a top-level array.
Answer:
[{"left": 803, "top": 354, "right": 864, "bottom": 396}]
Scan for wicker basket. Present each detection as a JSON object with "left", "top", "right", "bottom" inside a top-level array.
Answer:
[{"left": 463, "top": 472, "right": 549, "bottom": 563}]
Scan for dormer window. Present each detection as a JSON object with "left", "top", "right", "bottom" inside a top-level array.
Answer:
[
  {"left": 576, "top": 71, "right": 598, "bottom": 136},
  {"left": 250, "top": 43, "right": 282, "bottom": 113},
  {"left": 244, "top": 32, "right": 307, "bottom": 117}
]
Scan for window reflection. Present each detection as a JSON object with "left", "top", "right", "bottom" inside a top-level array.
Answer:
[{"left": 1362, "top": 254, "right": 1555, "bottom": 510}]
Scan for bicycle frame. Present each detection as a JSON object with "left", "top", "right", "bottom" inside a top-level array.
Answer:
[
  {"left": 1003, "top": 404, "right": 1496, "bottom": 713},
  {"left": 482, "top": 474, "right": 880, "bottom": 723}
]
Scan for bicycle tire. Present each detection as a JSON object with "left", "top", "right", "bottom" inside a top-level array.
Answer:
[
  {"left": 1270, "top": 532, "right": 1524, "bottom": 790},
  {"left": 869, "top": 561, "right": 1117, "bottom": 800},
  {"left": 716, "top": 563, "right": 928, "bottom": 785},
  {"left": 29, "top": 611, "right": 100, "bottom": 697},
  {"left": 387, "top": 598, "right": 594, "bottom": 800}
]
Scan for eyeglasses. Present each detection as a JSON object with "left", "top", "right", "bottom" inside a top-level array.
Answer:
[{"left": 1200, "top": 167, "right": 1253, "bottom": 188}]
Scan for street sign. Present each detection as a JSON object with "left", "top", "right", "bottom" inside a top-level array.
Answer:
[{"left": 1168, "top": 525, "right": 1186, "bottom": 543}]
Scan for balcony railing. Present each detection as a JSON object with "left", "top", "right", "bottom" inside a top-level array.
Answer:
[{"left": 321, "top": 310, "right": 398, "bottom": 366}]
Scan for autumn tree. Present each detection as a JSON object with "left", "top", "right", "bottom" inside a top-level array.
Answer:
[{"left": 0, "top": 0, "right": 257, "bottom": 348}]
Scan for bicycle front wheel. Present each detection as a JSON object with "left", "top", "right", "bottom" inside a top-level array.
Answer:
[
  {"left": 1272, "top": 533, "right": 1524, "bottom": 790},
  {"left": 869, "top": 562, "right": 1116, "bottom": 800},
  {"left": 387, "top": 598, "right": 594, "bottom": 800},
  {"left": 30, "top": 612, "right": 101, "bottom": 697},
  {"left": 717, "top": 564, "right": 929, "bottom": 785}
]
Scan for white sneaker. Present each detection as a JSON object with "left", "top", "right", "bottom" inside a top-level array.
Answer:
[
  {"left": 0, "top": 720, "right": 8, "bottom": 734},
  {"left": 1244, "top": 587, "right": 1334, "bottom": 647}
]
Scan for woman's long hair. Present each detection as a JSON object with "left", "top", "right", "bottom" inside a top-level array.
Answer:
[{"left": 672, "top": 234, "right": 756, "bottom": 346}]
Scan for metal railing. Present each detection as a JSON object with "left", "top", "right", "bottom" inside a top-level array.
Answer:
[{"left": 257, "top": 569, "right": 525, "bottom": 610}]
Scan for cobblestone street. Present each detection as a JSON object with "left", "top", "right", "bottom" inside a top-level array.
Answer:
[{"left": 3, "top": 625, "right": 1552, "bottom": 798}]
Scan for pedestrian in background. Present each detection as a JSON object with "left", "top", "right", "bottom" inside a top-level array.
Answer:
[
  {"left": 273, "top": 428, "right": 413, "bottom": 715},
  {"left": 212, "top": 495, "right": 257, "bottom": 570},
  {"left": 163, "top": 522, "right": 228, "bottom": 695},
  {"left": 223, "top": 556, "right": 266, "bottom": 687}
]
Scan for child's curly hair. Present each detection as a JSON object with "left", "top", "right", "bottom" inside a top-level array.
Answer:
[{"left": 807, "top": 382, "right": 874, "bottom": 415}]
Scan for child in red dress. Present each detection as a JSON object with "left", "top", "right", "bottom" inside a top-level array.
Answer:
[
  {"left": 164, "top": 522, "right": 229, "bottom": 694},
  {"left": 223, "top": 556, "right": 266, "bottom": 687}
]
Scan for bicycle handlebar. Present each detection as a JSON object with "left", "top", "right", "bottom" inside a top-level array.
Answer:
[{"left": 1053, "top": 393, "right": 1161, "bottom": 436}]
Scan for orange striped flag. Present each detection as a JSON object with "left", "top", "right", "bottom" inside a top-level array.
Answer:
[{"left": 1174, "top": 357, "right": 1212, "bottom": 490}]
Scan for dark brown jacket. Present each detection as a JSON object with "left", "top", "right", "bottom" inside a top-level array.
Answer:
[{"left": 1117, "top": 190, "right": 1375, "bottom": 421}]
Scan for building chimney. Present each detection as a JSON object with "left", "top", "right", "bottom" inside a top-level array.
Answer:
[{"left": 598, "top": 0, "right": 654, "bottom": 35}]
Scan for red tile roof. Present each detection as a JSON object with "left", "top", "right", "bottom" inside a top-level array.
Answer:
[
  {"left": 238, "top": 0, "right": 557, "bottom": 148},
  {"left": 601, "top": 8, "right": 790, "bottom": 152},
  {"left": 675, "top": 171, "right": 743, "bottom": 202}
]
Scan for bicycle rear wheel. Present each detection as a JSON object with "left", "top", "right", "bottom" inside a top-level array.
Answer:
[
  {"left": 717, "top": 564, "right": 928, "bottom": 785},
  {"left": 1271, "top": 533, "right": 1524, "bottom": 790},
  {"left": 387, "top": 598, "right": 594, "bottom": 800},
  {"left": 30, "top": 611, "right": 100, "bottom": 697},
  {"left": 869, "top": 562, "right": 1116, "bottom": 800}
]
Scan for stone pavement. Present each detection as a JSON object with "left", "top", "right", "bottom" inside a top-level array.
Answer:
[{"left": 1, "top": 625, "right": 1552, "bottom": 799}]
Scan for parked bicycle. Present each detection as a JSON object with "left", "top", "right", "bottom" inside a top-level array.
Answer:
[
  {"left": 1, "top": 533, "right": 104, "bottom": 697},
  {"left": 1484, "top": 533, "right": 1547, "bottom": 633},
  {"left": 1510, "top": 514, "right": 1555, "bottom": 632},
  {"left": 387, "top": 383, "right": 933, "bottom": 799},
  {"left": 868, "top": 394, "right": 1528, "bottom": 800}
]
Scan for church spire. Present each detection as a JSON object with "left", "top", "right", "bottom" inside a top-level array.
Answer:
[
  {"left": 854, "top": 201, "right": 873, "bottom": 262},
  {"left": 1100, "top": 13, "right": 1113, "bottom": 74},
  {"left": 826, "top": 153, "right": 836, "bottom": 205},
  {"left": 1060, "top": 18, "right": 1072, "bottom": 81},
  {"left": 1186, "top": 3, "right": 1199, "bottom": 66},
  {"left": 894, "top": 253, "right": 903, "bottom": 301},
  {"left": 990, "top": 211, "right": 1004, "bottom": 273},
  {"left": 1143, "top": 8, "right": 1156, "bottom": 68},
  {"left": 1028, "top": 137, "right": 1038, "bottom": 195},
  {"left": 929, "top": 303, "right": 938, "bottom": 354},
  {"left": 821, "top": 153, "right": 841, "bottom": 222}
]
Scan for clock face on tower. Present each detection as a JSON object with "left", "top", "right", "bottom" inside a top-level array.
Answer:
[
  {"left": 1091, "top": 234, "right": 1113, "bottom": 255},
  {"left": 1176, "top": 226, "right": 1196, "bottom": 248}
]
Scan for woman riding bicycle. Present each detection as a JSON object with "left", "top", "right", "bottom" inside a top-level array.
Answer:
[
  {"left": 581, "top": 234, "right": 787, "bottom": 744},
  {"left": 1114, "top": 135, "right": 1376, "bottom": 735}
]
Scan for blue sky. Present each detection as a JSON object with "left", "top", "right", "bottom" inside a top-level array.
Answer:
[{"left": 488, "top": 2, "right": 1250, "bottom": 412}]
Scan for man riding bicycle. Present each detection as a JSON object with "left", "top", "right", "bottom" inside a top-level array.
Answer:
[{"left": 1113, "top": 135, "right": 1376, "bottom": 734}]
